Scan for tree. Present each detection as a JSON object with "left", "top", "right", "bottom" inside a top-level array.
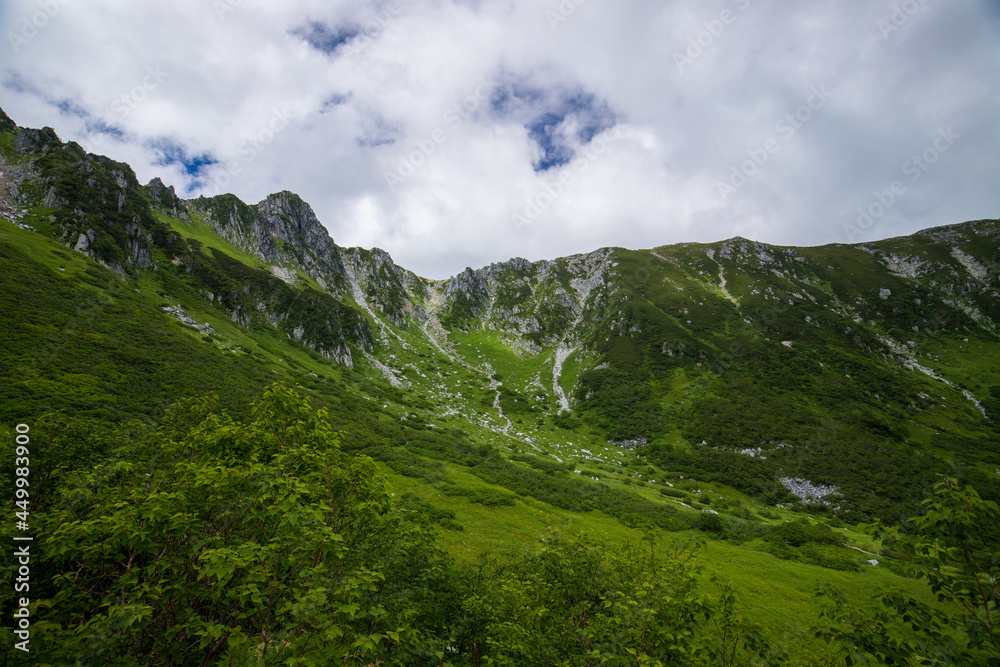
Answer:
[
  {"left": 20, "top": 384, "right": 453, "bottom": 666},
  {"left": 814, "top": 477, "right": 1000, "bottom": 665},
  {"left": 460, "top": 530, "right": 782, "bottom": 666}
]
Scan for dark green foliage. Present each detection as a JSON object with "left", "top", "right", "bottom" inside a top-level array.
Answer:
[
  {"left": 0, "top": 386, "right": 788, "bottom": 666},
  {"left": 441, "top": 485, "right": 518, "bottom": 507},
  {"left": 552, "top": 411, "right": 582, "bottom": 430},
  {"left": 511, "top": 453, "right": 569, "bottom": 474},
  {"left": 645, "top": 443, "right": 792, "bottom": 504},
  {"left": 360, "top": 443, "right": 449, "bottom": 482},
  {"left": 575, "top": 339, "right": 664, "bottom": 440},
  {"left": 696, "top": 512, "right": 724, "bottom": 533},
  {"left": 795, "top": 544, "right": 860, "bottom": 572},
  {"left": 471, "top": 458, "right": 692, "bottom": 531},
  {"left": 0, "top": 238, "right": 274, "bottom": 425},
  {"left": 720, "top": 517, "right": 771, "bottom": 544},
  {"left": 459, "top": 533, "right": 784, "bottom": 666},
  {"left": 770, "top": 519, "right": 845, "bottom": 547},
  {"left": 0, "top": 385, "right": 456, "bottom": 665},
  {"left": 398, "top": 492, "right": 464, "bottom": 531},
  {"left": 497, "top": 385, "right": 535, "bottom": 415},
  {"left": 814, "top": 478, "right": 1000, "bottom": 664}
]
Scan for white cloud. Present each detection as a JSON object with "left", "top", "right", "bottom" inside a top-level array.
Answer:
[{"left": 2, "top": 0, "right": 999, "bottom": 278}]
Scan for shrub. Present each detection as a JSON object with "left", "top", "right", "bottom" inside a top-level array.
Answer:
[
  {"left": 697, "top": 512, "right": 725, "bottom": 533},
  {"left": 20, "top": 385, "right": 454, "bottom": 665}
]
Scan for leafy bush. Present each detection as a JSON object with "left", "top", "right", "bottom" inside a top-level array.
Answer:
[
  {"left": 815, "top": 478, "right": 1000, "bottom": 664},
  {"left": 460, "top": 533, "right": 783, "bottom": 666},
  {"left": 442, "top": 485, "right": 518, "bottom": 507},
  {"left": 511, "top": 454, "right": 568, "bottom": 474},
  {"left": 696, "top": 512, "right": 725, "bottom": 533},
  {"left": 398, "top": 492, "right": 464, "bottom": 531},
  {"left": 5, "top": 385, "right": 455, "bottom": 665},
  {"left": 769, "top": 519, "right": 844, "bottom": 548}
]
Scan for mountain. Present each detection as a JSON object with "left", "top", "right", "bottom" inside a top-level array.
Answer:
[
  {"left": 4, "top": 106, "right": 1000, "bottom": 663},
  {"left": 2, "top": 108, "right": 998, "bottom": 527}
]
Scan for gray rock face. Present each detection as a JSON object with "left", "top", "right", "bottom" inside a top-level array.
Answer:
[
  {"left": 146, "top": 178, "right": 190, "bottom": 221},
  {"left": 14, "top": 128, "right": 56, "bottom": 154},
  {"left": 443, "top": 267, "right": 492, "bottom": 318},
  {"left": 163, "top": 305, "right": 217, "bottom": 335},
  {"left": 341, "top": 246, "right": 428, "bottom": 328},
  {"left": 189, "top": 191, "right": 349, "bottom": 297},
  {"left": 779, "top": 477, "right": 840, "bottom": 505},
  {"left": 188, "top": 191, "right": 429, "bottom": 328},
  {"left": 123, "top": 220, "right": 155, "bottom": 270},
  {"left": 257, "top": 191, "right": 344, "bottom": 273},
  {"left": 440, "top": 249, "right": 613, "bottom": 346}
]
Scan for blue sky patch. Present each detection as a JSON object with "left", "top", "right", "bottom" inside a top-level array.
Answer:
[
  {"left": 490, "top": 77, "right": 618, "bottom": 172},
  {"left": 147, "top": 138, "right": 218, "bottom": 192},
  {"left": 85, "top": 119, "right": 126, "bottom": 141},
  {"left": 291, "top": 21, "right": 362, "bottom": 56}
]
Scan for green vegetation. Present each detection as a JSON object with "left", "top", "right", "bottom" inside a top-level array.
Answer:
[
  {"left": 3, "top": 386, "right": 995, "bottom": 665},
  {"left": 815, "top": 478, "right": 999, "bottom": 664},
  {"left": 3, "top": 108, "right": 1000, "bottom": 663},
  {"left": 2, "top": 386, "right": 455, "bottom": 665}
]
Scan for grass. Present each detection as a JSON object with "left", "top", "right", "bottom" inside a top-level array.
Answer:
[
  {"left": 379, "top": 459, "right": 949, "bottom": 665},
  {"left": 158, "top": 210, "right": 269, "bottom": 270},
  {"left": 3, "top": 120, "right": 998, "bottom": 661}
]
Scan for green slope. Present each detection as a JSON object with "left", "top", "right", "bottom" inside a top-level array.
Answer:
[{"left": 2, "top": 108, "right": 998, "bottom": 662}]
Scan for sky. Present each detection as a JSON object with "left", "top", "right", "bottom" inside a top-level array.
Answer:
[{"left": 2, "top": 0, "right": 999, "bottom": 279}]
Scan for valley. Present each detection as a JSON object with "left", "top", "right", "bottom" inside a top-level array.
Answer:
[{"left": 1, "top": 107, "right": 998, "bottom": 664}]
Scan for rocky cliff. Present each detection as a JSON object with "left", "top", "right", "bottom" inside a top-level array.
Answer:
[{"left": 440, "top": 249, "right": 614, "bottom": 349}]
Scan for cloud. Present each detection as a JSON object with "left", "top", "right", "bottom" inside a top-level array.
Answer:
[{"left": 1, "top": 0, "right": 998, "bottom": 279}]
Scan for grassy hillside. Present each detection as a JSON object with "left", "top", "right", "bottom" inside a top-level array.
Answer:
[{"left": 2, "top": 110, "right": 998, "bottom": 664}]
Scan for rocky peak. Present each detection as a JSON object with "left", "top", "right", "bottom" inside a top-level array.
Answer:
[
  {"left": 186, "top": 190, "right": 349, "bottom": 295},
  {"left": 256, "top": 191, "right": 339, "bottom": 258},
  {"left": 146, "top": 177, "right": 177, "bottom": 204},
  {"left": 14, "top": 127, "right": 63, "bottom": 155},
  {"left": 145, "top": 178, "right": 190, "bottom": 221},
  {"left": 443, "top": 267, "right": 492, "bottom": 315},
  {"left": 0, "top": 107, "right": 17, "bottom": 134}
]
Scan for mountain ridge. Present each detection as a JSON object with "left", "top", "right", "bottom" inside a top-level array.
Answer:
[{"left": 2, "top": 106, "right": 999, "bottom": 526}]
